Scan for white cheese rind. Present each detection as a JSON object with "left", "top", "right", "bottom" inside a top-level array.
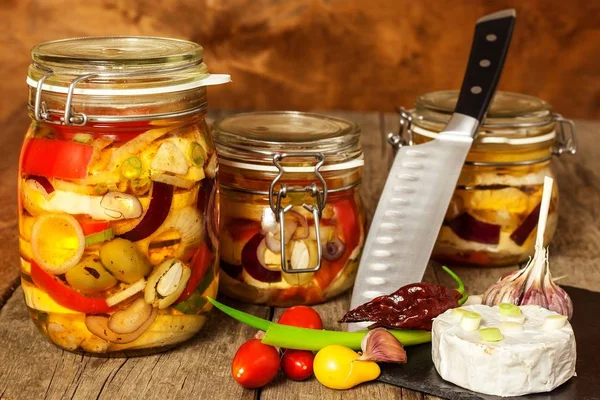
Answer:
[{"left": 432, "top": 305, "right": 576, "bottom": 397}]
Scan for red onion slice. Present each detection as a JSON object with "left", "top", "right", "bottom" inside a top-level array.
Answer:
[
  {"left": 29, "top": 175, "right": 54, "bottom": 194},
  {"left": 201, "top": 179, "right": 219, "bottom": 251},
  {"left": 510, "top": 204, "right": 541, "bottom": 246},
  {"left": 242, "top": 233, "right": 281, "bottom": 283},
  {"left": 447, "top": 213, "right": 501, "bottom": 245},
  {"left": 256, "top": 238, "right": 269, "bottom": 268},
  {"left": 119, "top": 182, "right": 174, "bottom": 242}
]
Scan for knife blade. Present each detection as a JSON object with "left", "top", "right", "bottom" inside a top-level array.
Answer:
[{"left": 348, "top": 9, "right": 516, "bottom": 330}]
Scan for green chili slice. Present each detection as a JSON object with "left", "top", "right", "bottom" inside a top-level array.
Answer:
[{"left": 120, "top": 157, "right": 142, "bottom": 180}]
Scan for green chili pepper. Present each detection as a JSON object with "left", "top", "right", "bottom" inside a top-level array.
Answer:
[
  {"left": 208, "top": 297, "right": 271, "bottom": 331},
  {"left": 207, "top": 297, "right": 432, "bottom": 351},
  {"left": 441, "top": 265, "right": 468, "bottom": 305},
  {"left": 120, "top": 157, "right": 142, "bottom": 180}
]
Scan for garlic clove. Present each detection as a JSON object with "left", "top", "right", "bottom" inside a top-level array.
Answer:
[
  {"left": 543, "top": 269, "right": 574, "bottom": 319},
  {"left": 157, "top": 261, "right": 183, "bottom": 297},
  {"left": 357, "top": 328, "right": 407, "bottom": 364},
  {"left": 482, "top": 268, "right": 528, "bottom": 306}
]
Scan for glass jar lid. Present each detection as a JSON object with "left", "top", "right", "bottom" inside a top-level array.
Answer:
[
  {"left": 416, "top": 90, "right": 553, "bottom": 127},
  {"left": 27, "top": 36, "right": 230, "bottom": 125},
  {"left": 27, "top": 36, "right": 231, "bottom": 94},
  {"left": 213, "top": 111, "right": 364, "bottom": 172},
  {"left": 400, "top": 90, "right": 577, "bottom": 158}
]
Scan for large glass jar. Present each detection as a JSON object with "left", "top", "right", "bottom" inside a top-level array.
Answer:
[
  {"left": 392, "top": 91, "right": 576, "bottom": 267},
  {"left": 213, "top": 112, "right": 365, "bottom": 306},
  {"left": 18, "top": 37, "right": 229, "bottom": 355}
]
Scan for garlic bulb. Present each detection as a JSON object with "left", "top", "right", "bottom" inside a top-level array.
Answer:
[
  {"left": 482, "top": 177, "right": 573, "bottom": 319},
  {"left": 482, "top": 247, "right": 573, "bottom": 319}
]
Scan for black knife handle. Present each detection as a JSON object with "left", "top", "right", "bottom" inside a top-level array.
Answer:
[{"left": 454, "top": 9, "right": 516, "bottom": 123}]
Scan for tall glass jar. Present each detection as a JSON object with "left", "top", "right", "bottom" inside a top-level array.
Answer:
[
  {"left": 213, "top": 112, "right": 366, "bottom": 306},
  {"left": 392, "top": 91, "right": 576, "bottom": 267},
  {"left": 19, "top": 37, "right": 229, "bottom": 355}
]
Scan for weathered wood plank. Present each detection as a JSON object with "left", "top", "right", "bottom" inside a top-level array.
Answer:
[{"left": 0, "top": 288, "right": 267, "bottom": 400}]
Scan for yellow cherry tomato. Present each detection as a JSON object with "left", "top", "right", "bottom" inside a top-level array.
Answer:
[{"left": 313, "top": 345, "right": 380, "bottom": 390}]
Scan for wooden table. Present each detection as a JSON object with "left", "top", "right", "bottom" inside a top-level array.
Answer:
[{"left": 0, "top": 111, "right": 598, "bottom": 400}]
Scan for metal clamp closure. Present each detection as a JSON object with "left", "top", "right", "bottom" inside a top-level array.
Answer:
[
  {"left": 62, "top": 74, "right": 95, "bottom": 126},
  {"left": 30, "top": 60, "right": 208, "bottom": 126},
  {"left": 552, "top": 113, "right": 577, "bottom": 156},
  {"left": 33, "top": 69, "right": 91, "bottom": 126},
  {"left": 268, "top": 152, "right": 327, "bottom": 274},
  {"left": 34, "top": 71, "right": 53, "bottom": 122},
  {"left": 387, "top": 107, "right": 413, "bottom": 150}
]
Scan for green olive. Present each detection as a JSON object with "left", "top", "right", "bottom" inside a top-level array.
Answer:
[
  {"left": 65, "top": 255, "right": 118, "bottom": 292},
  {"left": 100, "top": 238, "right": 152, "bottom": 283}
]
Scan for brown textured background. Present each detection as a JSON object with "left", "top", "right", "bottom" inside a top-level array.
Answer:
[{"left": 1, "top": 0, "right": 599, "bottom": 121}]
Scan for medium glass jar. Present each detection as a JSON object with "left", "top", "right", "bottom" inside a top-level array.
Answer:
[
  {"left": 392, "top": 91, "right": 576, "bottom": 267},
  {"left": 19, "top": 37, "right": 229, "bottom": 355},
  {"left": 213, "top": 112, "right": 365, "bottom": 306}
]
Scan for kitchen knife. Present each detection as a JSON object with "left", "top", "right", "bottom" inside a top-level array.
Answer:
[{"left": 348, "top": 9, "right": 516, "bottom": 330}]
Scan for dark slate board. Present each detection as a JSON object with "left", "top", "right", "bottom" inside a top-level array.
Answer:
[{"left": 377, "top": 286, "right": 600, "bottom": 400}]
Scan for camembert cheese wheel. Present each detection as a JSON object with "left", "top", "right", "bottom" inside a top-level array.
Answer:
[{"left": 432, "top": 304, "right": 576, "bottom": 397}]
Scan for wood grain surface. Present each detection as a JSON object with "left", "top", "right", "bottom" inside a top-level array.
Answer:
[
  {"left": 0, "top": 110, "right": 599, "bottom": 400},
  {"left": 1, "top": 0, "right": 599, "bottom": 122}
]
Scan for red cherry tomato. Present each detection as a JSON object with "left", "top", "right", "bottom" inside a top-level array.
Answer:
[
  {"left": 231, "top": 339, "right": 280, "bottom": 389},
  {"left": 278, "top": 306, "right": 323, "bottom": 330},
  {"left": 281, "top": 349, "right": 314, "bottom": 381}
]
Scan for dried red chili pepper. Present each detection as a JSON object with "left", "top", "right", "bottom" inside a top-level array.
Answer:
[{"left": 339, "top": 266, "right": 466, "bottom": 331}]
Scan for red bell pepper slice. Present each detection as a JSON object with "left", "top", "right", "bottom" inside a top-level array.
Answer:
[
  {"left": 30, "top": 261, "right": 113, "bottom": 314},
  {"left": 176, "top": 241, "right": 214, "bottom": 303},
  {"left": 76, "top": 216, "right": 111, "bottom": 236},
  {"left": 314, "top": 197, "right": 361, "bottom": 289},
  {"left": 21, "top": 138, "right": 94, "bottom": 180}
]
